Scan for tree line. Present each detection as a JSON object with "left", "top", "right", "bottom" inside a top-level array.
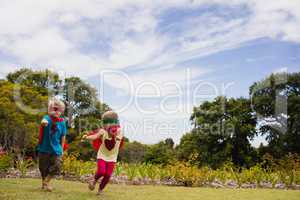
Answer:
[{"left": 0, "top": 69, "right": 299, "bottom": 168}]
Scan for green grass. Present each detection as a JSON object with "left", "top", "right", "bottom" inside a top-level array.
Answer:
[{"left": 0, "top": 178, "right": 300, "bottom": 200}]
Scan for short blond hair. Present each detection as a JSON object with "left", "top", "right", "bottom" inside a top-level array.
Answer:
[
  {"left": 48, "top": 97, "right": 65, "bottom": 112},
  {"left": 102, "top": 110, "right": 118, "bottom": 120}
]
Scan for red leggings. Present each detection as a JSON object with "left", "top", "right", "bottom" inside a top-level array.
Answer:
[{"left": 94, "top": 159, "right": 115, "bottom": 191}]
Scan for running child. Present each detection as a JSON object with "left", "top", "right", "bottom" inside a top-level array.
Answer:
[
  {"left": 82, "top": 110, "right": 124, "bottom": 195},
  {"left": 37, "top": 98, "right": 67, "bottom": 191}
]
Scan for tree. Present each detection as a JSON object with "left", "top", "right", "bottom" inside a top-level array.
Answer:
[
  {"left": 63, "top": 77, "right": 110, "bottom": 130},
  {"left": 165, "top": 138, "right": 175, "bottom": 149},
  {"left": 7, "top": 68, "right": 61, "bottom": 96},
  {"left": 144, "top": 140, "right": 176, "bottom": 165},
  {"left": 1, "top": 68, "right": 109, "bottom": 159},
  {"left": 6, "top": 69, "right": 110, "bottom": 131},
  {"left": 177, "top": 97, "right": 257, "bottom": 168},
  {"left": 0, "top": 81, "right": 47, "bottom": 155},
  {"left": 250, "top": 72, "right": 300, "bottom": 157},
  {"left": 226, "top": 98, "right": 258, "bottom": 167},
  {"left": 118, "top": 140, "right": 148, "bottom": 163}
]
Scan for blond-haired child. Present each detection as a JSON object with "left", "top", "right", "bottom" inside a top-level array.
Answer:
[{"left": 38, "top": 98, "right": 67, "bottom": 191}]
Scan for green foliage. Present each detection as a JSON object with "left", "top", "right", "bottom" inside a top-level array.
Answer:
[
  {"left": 67, "top": 134, "right": 97, "bottom": 161},
  {"left": 38, "top": 153, "right": 300, "bottom": 188},
  {"left": 178, "top": 97, "right": 257, "bottom": 168},
  {"left": 6, "top": 68, "right": 61, "bottom": 96},
  {"left": 144, "top": 164, "right": 159, "bottom": 181},
  {"left": 113, "top": 163, "right": 123, "bottom": 177},
  {"left": 166, "top": 162, "right": 198, "bottom": 186},
  {"left": 144, "top": 139, "right": 176, "bottom": 165},
  {"left": 62, "top": 153, "right": 95, "bottom": 176},
  {"left": 275, "top": 154, "right": 300, "bottom": 188},
  {"left": 248, "top": 164, "right": 266, "bottom": 187},
  {"left": 1, "top": 68, "right": 108, "bottom": 157},
  {"left": 265, "top": 172, "right": 280, "bottom": 188},
  {"left": 1, "top": 68, "right": 300, "bottom": 184},
  {"left": 0, "top": 154, "right": 13, "bottom": 172},
  {"left": 0, "top": 81, "right": 46, "bottom": 153},
  {"left": 157, "top": 165, "right": 171, "bottom": 181},
  {"left": 16, "top": 156, "right": 34, "bottom": 177},
  {"left": 251, "top": 72, "right": 300, "bottom": 157},
  {"left": 137, "top": 163, "right": 148, "bottom": 179},
  {"left": 118, "top": 141, "right": 148, "bottom": 163},
  {"left": 295, "top": 170, "right": 300, "bottom": 185},
  {"left": 215, "top": 168, "right": 229, "bottom": 184},
  {"left": 124, "top": 163, "right": 139, "bottom": 181},
  {"left": 118, "top": 156, "right": 300, "bottom": 188},
  {"left": 63, "top": 77, "right": 110, "bottom": 130}
]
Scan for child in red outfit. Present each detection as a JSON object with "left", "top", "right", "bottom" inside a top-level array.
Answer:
[{"left": 82, "top": 111, "right": 124, "bottom": 195}]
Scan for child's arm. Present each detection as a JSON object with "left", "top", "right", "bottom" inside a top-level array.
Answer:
[
  {"left": 116, "top": 129, "right": 125, "bottom": 149},
  {"left": 61, "top": 136, "right": 66, "bottom": 149},
  {"left": 116, "top": 129, "right": 123, "bottom": 140},
  {"left": 82, "top": 129, "right": 104, "bottom": 141}
]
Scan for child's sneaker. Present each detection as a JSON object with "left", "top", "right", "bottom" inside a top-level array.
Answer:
[
  {"left": 96, "top": 190, "right": 103, "bottom": 196},
  {"left": 88, "top": 180, "right": 96, "bottom": 191},
  {"left": 44, "top": 184, "right": 53, "bottom": 192}
]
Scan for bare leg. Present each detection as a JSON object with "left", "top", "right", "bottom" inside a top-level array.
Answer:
[
  {"left": 41, "top": 177, "right": 46, "bottom": 189},
  {"left": 44, "top": 175, "right": 53, "bottom": 192},
  {"left": 39, "top": 153, "right": 50, "bottom": 190}
]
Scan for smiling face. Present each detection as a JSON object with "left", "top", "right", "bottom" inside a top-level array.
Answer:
[
  {"left": 102, "top": 111, "right": 119, "bottom": 133},
  {"left": 48, "top": 98, "right": 65, "bottom": 118},
  {"left": 49, "top": 104, "right": 61, "bottom": 118}
]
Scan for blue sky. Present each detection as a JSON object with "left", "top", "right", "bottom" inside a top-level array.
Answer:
[{"left": 0, "top": 0, "right": 299, "bottom": 146}]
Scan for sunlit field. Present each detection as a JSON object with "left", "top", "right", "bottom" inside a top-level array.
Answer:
[{"left": 1, "top": 179, "right": 300, "bottom": 200}]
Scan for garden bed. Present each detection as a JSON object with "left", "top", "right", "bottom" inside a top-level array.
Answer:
[{"left": 1, "top": 167, "right": 300, "bottom": 190}]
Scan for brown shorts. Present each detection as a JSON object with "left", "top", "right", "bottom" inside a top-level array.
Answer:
[{"left": 38, "top": 152, "right": 62, "bottom": 178}]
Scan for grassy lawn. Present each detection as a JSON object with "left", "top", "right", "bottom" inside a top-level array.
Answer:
[{"left": 0, "top": 178, "right": 300, "bottom": 200}]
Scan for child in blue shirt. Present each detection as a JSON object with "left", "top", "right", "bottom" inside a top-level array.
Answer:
[{"left": 37, "top": 98, "right": 67, "bottom": 192}]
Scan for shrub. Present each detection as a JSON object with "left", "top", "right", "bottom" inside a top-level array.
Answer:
[
  {"left": 137, "top": 163, "right": 148, "bottom": 180},
  {"left": 265, "top": 172, "right": 280, "bottom": 188},
  {"left": 16, "top": 156, "right": 34, "bottom": 177},
  {"left": 124, "top": 163, "right": 139, "bottom": 181},
  {"left": 51, "top": 153, "right": 300, "bottom": 187},
  {"left": 62, "top": 153, "right": 95, "bottom": 176},
  {"left": 145, "top": 164, "right": 159, "bottom": 182},
  {"left": 0, "top": 153, "right": 13, "bottom": 172},
  {"left": 249, "top": 164, "right": 266, "bottom": 187},
  {"left": 113, "top": 163, "right": 123, "bottom": 177}
]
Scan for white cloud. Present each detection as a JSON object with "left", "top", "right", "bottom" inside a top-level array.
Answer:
[
  {"left": 8, "top": 28, "right": 72, "bottom": 63},
  {"left": 118, "top": 100, "right": 193, "bottom": 144},
  {"left": 1, "top": 0, "right": 300, "bottom": 144},
  {"left": 0, "top": 0, "right": 172, "bottom": 76},
  {"left": 248, "top": 0, "right": 300, "bottom": 42},
  {"left": 101, "top": 65, "right": 210, "bottom": 97},
  {"left": 0, "top": 62, "right": 19, "bottom": 78},
  {"left": 108, "top": 35, "right": 162, "bottom": 68},
  {"left": 133, "top": 0, "right": 300, "bottom": 70},
  {"left": 1, "top": 0, "right": 300, "bottom": 77}
]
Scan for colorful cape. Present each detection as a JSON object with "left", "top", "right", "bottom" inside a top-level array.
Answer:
[
  {"left": 87, "top": 129, "right": 102, "bottom": 151},
  {"left": 39, "top": 116, "right": 68, "bottom": 151},
  {"left": 87, "top": 125, "right": 124, "bottom": 151}
]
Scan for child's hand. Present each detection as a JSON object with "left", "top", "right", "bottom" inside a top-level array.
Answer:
[
  {"left": 41, "top": 119, "right": 48, "bottom": 126},
  {"left": 81, "top": 134, "right": 88, "bottom": 142}
]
